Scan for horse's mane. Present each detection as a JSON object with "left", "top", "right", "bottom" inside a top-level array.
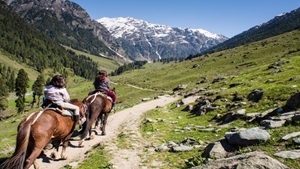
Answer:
[{"left": 70, "top": 99, "right": 80, "bottom": 103}]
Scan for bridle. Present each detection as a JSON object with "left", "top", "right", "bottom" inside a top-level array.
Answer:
[{"left": 80, "top": 103, "right": 88, "bottom": 116}]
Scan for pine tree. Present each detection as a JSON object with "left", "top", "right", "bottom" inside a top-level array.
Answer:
[
  {"left": 0, "top": 76, "right": 9, "bottom": 113},
  {"left": 31, "top": 74, "right": 45, "bottom": 107},
  {"left": 8, "top": 71, "right": 16, "bottom": 92},
  {"left": 15, "top": 69, "right": 29, "bottom": 113}
]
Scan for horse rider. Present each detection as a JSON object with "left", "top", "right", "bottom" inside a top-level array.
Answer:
[
  {"left": 89, "top": 70, "right": 116, "bottom": 108},
  {"left": 43, "top": 75, "right": 80, "bottom": 123}
]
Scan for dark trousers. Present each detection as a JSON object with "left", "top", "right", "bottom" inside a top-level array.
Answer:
[{"left": 105, "top": 90, "right": 116, "bottom": 103}]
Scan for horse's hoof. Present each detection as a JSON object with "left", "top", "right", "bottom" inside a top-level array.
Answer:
[
  {"left": 61, "top": 155, "right": 68, "bottom": 160},
  {"left": 44, "top": 143, "right": 53, "bottom": 150},
  {"left": 94, "top": 128, "right": 101, "bottom": 135},
  {"left": 51, "top": 152, "right": 58, "bottom": 159},
  {"left": 78, "top": 140, "right": 84, "bottom": 147},
  {"left": 101, "top": 132, "right": 106, "bottom": 136},
  {"left": 90, "top": 134, "right": 95, "bottom": 140},
  {"left": 33, "top": 161, "right": 41, "bottom": 169}
]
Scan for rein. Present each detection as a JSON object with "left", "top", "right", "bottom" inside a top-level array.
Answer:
[
  {"left": 31, "top": 111, "right": 44, "bottom": 125},
  {"left": 81, "top": 103, "right": 88, "bottom": 115},
  {"left": 27, "top": 103, "right": 53, "bottom": 125},
  {"left": 86, "top": 92, "right": 105, "bottom": 104}
]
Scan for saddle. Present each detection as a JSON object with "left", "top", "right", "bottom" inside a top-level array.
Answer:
[{"left": 42, "top": 99, "right": 74, "bottom": 117}]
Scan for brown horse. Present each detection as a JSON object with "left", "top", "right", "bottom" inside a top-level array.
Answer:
[
  {"left": 78, "top": 92, "right": 112, "bottom": 146},
  {"left": 0, "top": 99, "right": 87, "bottom": 169}
]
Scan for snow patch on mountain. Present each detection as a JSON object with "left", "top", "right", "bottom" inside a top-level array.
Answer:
[
  {"left": 98, "top": 17, "right": 223, "bottom": 40},
  {"left": 97, "top": 17, "right": 228, "bottom": 60}
]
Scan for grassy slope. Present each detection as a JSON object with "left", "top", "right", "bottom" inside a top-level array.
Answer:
[
  {"left": 139, "top": 30, "right": 300, "bottom": 168},
  {"left": 82, "top": 30, "right": 300, "bottom": 168},
  {"left": 63, "top": 46, "right": 119, "bottom": 73},
  {"left": 0, "top": 50, "right": 41, "bottom": 116},
  {"left": 0, "top": 51, "right": 39, "bottom": 81},
  {"left": 112, "top": 30, "right": 300, "bottom": 106},
  {"left": 1, "top": 30, "right": 300, "bottom": 168}
]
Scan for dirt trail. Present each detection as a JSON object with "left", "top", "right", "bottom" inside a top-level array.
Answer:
[{"left": 31, "top": 95, "right": 180, "bottom": 169}]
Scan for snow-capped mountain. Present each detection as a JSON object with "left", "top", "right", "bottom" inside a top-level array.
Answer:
[{"left": 97, "top": 17, "right": 228, "bottom": 61}]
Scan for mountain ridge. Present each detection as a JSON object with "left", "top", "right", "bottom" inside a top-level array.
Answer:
[
  {"left": 201, "top": 7, "right": 300, "bottom": 55},
  {"left": 4, "top": 0, "right": 130, "bottom": 62},
  {"left": 97, "top": 17, "right": 228, "bottom": 61}
]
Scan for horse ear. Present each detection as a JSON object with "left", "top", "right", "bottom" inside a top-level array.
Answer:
[{"left": 82, "top": 97, "right": 87, "bottom": 103}]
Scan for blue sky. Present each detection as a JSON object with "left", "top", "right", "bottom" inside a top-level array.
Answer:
[{"left": 71, "top": 0, "right": 300, "bottom": 38}]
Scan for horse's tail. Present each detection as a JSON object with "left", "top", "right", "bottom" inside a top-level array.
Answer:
[
  {"left": 79, "top": 104, "right": 90, "bottom": 139},
  {"left": 0, "top": 118, "right": 32, "bottom": 169}
]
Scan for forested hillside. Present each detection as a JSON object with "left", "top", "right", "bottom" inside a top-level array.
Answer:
[
  {"left": 4, "top": 0, "right": 128, "bottom": 62},
  {"left": 0, "top": 1, "right": 98, "bottom": 79},
  {"left": 28, "top": 9, "right": 116, "bottom": 58}
]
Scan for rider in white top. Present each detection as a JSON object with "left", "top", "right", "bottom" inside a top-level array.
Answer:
[{"left": 44, "top": 75, "right": 80, "bottom": 122}]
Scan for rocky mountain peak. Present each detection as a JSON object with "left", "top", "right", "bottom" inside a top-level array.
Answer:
[{"left": 6, "top": 0, "right": 96, "bottom": 31}]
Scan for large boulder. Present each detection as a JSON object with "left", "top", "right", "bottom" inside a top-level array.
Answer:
[
  {"left": 225, "top": 127, "right": 270, "bottom": 146},
  {"left": 283, "top": 92, "right": 300, "bottom": 112},
  {"left": 201, "top": 138, "right": 237, "bottom": 159}
]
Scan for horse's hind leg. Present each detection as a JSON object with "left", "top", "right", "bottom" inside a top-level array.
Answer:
[
  {"left": 94, "top": 116, "right": 100, "bottom": 129},
  {"left": 89, "top": 112, "right": 98, "bottom": 139},
  {"left": 60, "top": 143, "right": 68, "bottom": 159},
  {"left": 90, "top": 126, "right": 95, "bottom": 139},
  {"left": 51, "top": 140, "right": 61, "bottom": 160},
  {"left": 61, "top": 138, "right": 71, "bottom": 159},
  {"left": 24, "top": 147, "right": 43, "bottom": 169},
  {"left": 101, "top": 113, "right": 109, "bottom": 135},
  {"left": 93, "top": 116, "right": 101, "bottom": 136}
]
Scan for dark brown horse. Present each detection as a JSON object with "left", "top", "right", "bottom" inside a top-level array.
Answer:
[
  {"left": 78, "top": 92, "right": 112, "bottom": 146},
  {"left": 0, "top": 99, "right": 87, "bottom": 169}
]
